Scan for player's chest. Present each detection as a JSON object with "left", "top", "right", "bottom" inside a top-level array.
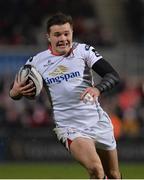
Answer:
[{"left": 40, "top": 56, "right": 86, "bottom": 79}]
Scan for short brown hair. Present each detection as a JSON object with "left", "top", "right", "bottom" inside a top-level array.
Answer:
[{"left": 46, "top": 12, "right": 73, "bottom": 33}]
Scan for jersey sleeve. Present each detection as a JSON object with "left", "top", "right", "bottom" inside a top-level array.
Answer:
[
  {"left": 25, "top": 55, "right": 39, "bottom": 67},
  {"left": 82, "top": 44, "right": 103, "bottom": 68}
]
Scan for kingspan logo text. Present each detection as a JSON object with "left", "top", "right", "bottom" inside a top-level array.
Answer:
[{"left": 45, "top": 71, "right": 81, "bottom": 84}]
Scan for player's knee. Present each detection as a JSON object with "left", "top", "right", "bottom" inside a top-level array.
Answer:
[
  {"left": 107, "top": 169, "right": 121, "bottom": 179},
  {"left": 87, "top": 162, "right": 104, "bottom": 179}
]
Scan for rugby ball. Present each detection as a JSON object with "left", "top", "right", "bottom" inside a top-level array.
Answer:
[{"left": 17, "top": 64, "right": 43, "bottom": 97}]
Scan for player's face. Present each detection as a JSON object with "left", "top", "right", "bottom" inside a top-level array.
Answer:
[{"left": 48, "top": 23, "right": 73, "bottom": 55}]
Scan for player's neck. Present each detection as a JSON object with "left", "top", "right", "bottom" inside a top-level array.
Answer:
[{"left": 48, "top": 45, "right": 61, "bottom": 56}]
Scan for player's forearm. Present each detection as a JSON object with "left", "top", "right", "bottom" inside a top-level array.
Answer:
[
  {"left": 95, "top": 72, "right": 120, "bottom": 93},
  {"left": 92, "top": 58, "right": 120, "bottom": 93}
]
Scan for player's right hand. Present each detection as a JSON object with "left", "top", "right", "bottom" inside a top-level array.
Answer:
[
  {"left": 10, "top": 75, "right": 36, "bottom": 98},
  {"left": 80, "top": 87, "right": 100, "bottom": 103}
]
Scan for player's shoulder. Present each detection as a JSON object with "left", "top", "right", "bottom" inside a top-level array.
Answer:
[
  {"left": 26, "top": 49, "right": 50, "bottom": 64},
  {"left": 74, "top": 42, "right": 95, "bottom": 57},
  {"left": 35, "top": 49, "right": 50, "bottom": 59},
  {"left": 74, "top": 42, "right": 102, "bottom": 61},
  {"left": 75, "top": 42, "right": 94, "bottom": 52},
  {"left": 74, "top": 42, "right": 87, "bottom": 48}
]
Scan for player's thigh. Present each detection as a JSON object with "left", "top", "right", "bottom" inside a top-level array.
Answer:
[
  {"left": 97, "top": 148, "right": 120, "bottom": 174},
  {"left": 70, "top": 137, "right": 102, "bottom": 168}
]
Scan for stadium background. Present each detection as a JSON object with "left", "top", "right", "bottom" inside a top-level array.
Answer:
[{"left": 0, "top": 0, "right": 144, "bottom": 178}]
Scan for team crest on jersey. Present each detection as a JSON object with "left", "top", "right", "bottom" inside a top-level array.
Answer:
[
  {"left": 49, "top": 65, "right": 68, "bottom": 76},
  {"left": 45, "top": 65, "right": 81, "bottom": 84}
]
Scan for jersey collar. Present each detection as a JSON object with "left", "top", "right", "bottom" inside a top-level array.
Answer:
[{"left": 48, "top": 45, "right": 60, "bottom": 56}]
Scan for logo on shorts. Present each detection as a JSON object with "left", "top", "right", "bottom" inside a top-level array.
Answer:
[{"left": 67, "top": 128, "right": 77, "bottom": 135}]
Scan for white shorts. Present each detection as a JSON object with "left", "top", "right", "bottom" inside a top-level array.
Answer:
[{"left": 54, "top": 123, "right": 116, "bottom": 151}]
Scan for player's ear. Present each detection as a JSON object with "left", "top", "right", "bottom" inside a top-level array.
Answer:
[{"left": 46, "top": 34, "right": 51, "bottom": 42}]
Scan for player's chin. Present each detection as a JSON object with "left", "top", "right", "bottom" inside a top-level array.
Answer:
[
  {"left": 57, "top": 44, "right": 71, "bottom": 52},
  {"left": 58, "top": 48, "right": 70, "bottom": 55}
]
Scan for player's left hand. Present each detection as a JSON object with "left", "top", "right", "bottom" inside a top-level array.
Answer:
[{"left": 80, "top": 87, "right": 100, "bottom": 103}]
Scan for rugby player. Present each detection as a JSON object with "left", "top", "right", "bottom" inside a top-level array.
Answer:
[{"left": 9, "top": 12, "right": 121, "bottom": 179}]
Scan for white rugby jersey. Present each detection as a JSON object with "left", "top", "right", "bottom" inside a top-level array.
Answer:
[{"left": 26, "top": 43, "right": 107, "bottom": 129}]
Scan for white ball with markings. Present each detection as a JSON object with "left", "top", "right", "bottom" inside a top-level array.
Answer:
[{"left": 17, "top": 64, "right": 43, "bottom": 97}]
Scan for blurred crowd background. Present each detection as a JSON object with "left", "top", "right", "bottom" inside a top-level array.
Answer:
[{"left": 0, "top": 0, "right": 144, "bottom": 162}]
